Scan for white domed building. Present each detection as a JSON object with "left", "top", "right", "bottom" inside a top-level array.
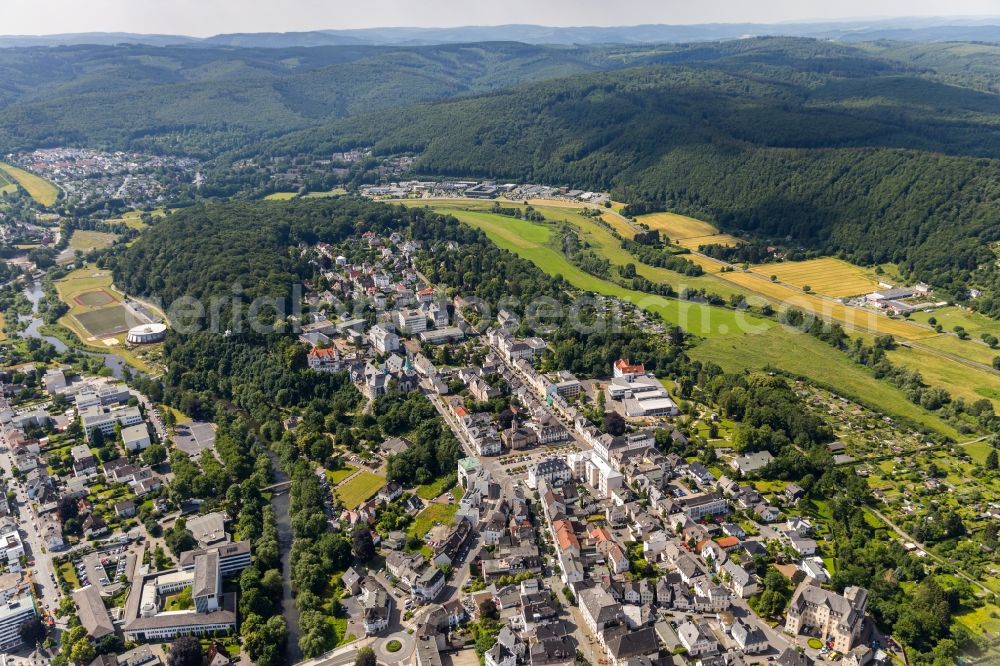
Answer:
[{"left": 126, "top": 323, "right": 167, "bottom": 344}]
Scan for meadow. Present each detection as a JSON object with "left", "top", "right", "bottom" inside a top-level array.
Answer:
[
  {"left": 0, "top": 170, "right": 16, "bottom": 196},
  {"left": 334, "top": 471, "right": 386, "bottom": 509},
  {"left": 263, "top": 191, "right": 298, "bottom": 200},
  {"left": 69, "top": 230, "right": 118, "bottom": 252},
  {"left": 750, "top": 257, "right": 880, "bottom": 298},
  {"left": 688, "top": 326, "right": 960, "bottom": 438},
  {"left": 0, "top": 162, "right": 59, "bottom": 206},
  {"left": 407, "top": 502, "right": 459, "bottom": 544},
  {"left": 422, "top": 206, "right": 762, "bottom": 338},
  {"left": 106, "top": 209, "right": 165, "bottom": 231},
  {"left": 910, "top": 305, "right": 1000, "bottom": 339}
]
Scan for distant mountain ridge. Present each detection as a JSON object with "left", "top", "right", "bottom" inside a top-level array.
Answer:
[{"left": 1, "top": 17, "right": 999, "bottom": 49}]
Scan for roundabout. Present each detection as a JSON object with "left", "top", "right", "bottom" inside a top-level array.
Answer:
[{"left": 374, "top": 632, "right": 414, "bottom": 663}]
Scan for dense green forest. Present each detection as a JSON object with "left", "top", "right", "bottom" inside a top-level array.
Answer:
[
  {"left": 0, "top": 41, "right": 607, "bottom": 156},
  {"left": 0, "top": 37, "right": 995, "bottom": 157}
]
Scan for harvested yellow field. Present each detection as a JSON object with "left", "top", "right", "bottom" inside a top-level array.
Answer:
[
  {"left": 0, "top": 162, "right": 59, "bottom": 206},
  {"left": 599, "top": 212, "right": 638, "bottom": 239},
  {"left": 677, "top": 233, "right": 742, "bottom": 250},
  {"left": 635, "top": 212, "right": 719, "bottom": 240},
  {"left": 751, "top": 257, "right": 880, "bottom": 298},
  {"left": 717, "top": 270, "right": 936, "bottom": 340}
]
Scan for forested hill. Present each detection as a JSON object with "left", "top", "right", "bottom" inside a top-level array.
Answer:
[
  {"left": 0, "top": 37, "right": 997, "bottom": 158},
  {"left": 265, "top": 56, "right": 1000, "bottom": 309},
  {"left": 0, "top": 41, "right": 607, "bottom": 157}
]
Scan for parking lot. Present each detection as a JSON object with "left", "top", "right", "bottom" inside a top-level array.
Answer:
[
  {"left": 76, "top": 547, "right": 130, "bottom": 593},
  {"left": 172, "top": 421, "right": 217, "bottom": 457}
]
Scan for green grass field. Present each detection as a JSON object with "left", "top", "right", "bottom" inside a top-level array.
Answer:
[
  {"left": 303, "top": 188, "right": 348, "bottom": 198},
  {"left": 910, "top": 306, "right": 1000, "bottom": 339},
  {"left": 0, "top": 162, "right": 59, "bottom": 206},
  {"left": 689, "top": 327, "right": 960, "bottom": 438},
  {"left": 415, "top": 475, "right": 461, "bottom": 500},
  {"left": 106, "top": 209, "right": 164, "bottom": 230},
  {"left": 0, "top": 170, "right": 16, "bottom": 196},
  {"left": 887, "top": 343, "right": 1000, "bottom": 409},
  {"left": 69, "top": 230, "right": 118, "bottom": 252},
  {"left": 961, "top": 439, "right": 994, "bottom": 465},
  {"left": 325, "top": 465, "right": 357, "bottom": 485},
  {"left": 407, "top": 502, "right": 459, "bottom": 542},
  {"left": 335, "top": 471, "right": 386, "bottom": 509},
  {"left": 416, "top": 205, "right": 763, "bottom": 338},
  {"left": 264, "top": 192, "right": 297, "bottom": 200},
  {"left": 74, "top": 305, "right": 140, "bottom": 338}
]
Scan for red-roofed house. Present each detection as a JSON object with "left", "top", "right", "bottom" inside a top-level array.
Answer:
[
  {"left": 307, "top": 347, "right": 340, "bottom": 371},
  {"left": 613, "top": 358, "right": 645, "bottom": 378}
]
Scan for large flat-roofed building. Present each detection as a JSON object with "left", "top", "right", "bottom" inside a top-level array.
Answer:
[
  {"left": 394, "top": 308, "right": 427, "bottom": 334},
  {"left": 185, "top": 512, "right": 229, "bottom": 548},
  {"left": 80, "top": 404, "right": 143, "bottom": 439},
  {"left": 121, "top": 423, "right": 152, "bottom": 452},
  {"left": 608, "top": 373, "right": 679, "bottom": 418},
  {"left": 0, "top": 592, "right": 37, "bottom": 651},
  {"left": 73, "top": 585, "right": 114, "bottom": 639},
  {"left": 178, "top": 541, "right": 251, "bottom": 579},
  {"left": 123, "top": 552, "right": 235, "bottom": 642},
  {"left": 678, "top": 492, "right": 729, "bottom": 520},
  {"left": 568, "top": 450, "right": 623, "bottom": 498}
]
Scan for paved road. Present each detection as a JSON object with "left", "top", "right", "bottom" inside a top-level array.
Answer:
[{"left": 0, "top": 439, "right": 62, "bottom": 629}]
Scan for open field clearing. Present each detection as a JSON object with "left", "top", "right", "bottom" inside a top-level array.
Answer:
[
  {"left": 421, "top": 206, "right": 761, "bottom": 338},
  {"left": 0, "top": 162, "right": 59, "bottom": 205},
  {"left": 888, "top": 343, "right": 1000, "bottom": 409},
  {"left": 0, "top": 170, "right": 16, "bottom": 196},
  {"left": 408, "top": 502, "right": 459, "bottom": 543},
  {"left": 69, "top": 230, "right": 118, "bottom": 252},
  {"left": 677, "top": 233, "right": 742, "bottom": 250},
  {"left": 910, "top": 305, "right": 1000, "bottom": 339},
  {"left": 107, "top": 209, "right": 164, "bottom": 230},
  {"left": 302, "top": 188, "right": 348, "bottom": 198},
  {"left": 915, "top": 333, "right": 1000, "bottom": 367},
  {"left": 421, "top": 199, "right": 752, "bottom": 300},
  {"left": 689, "top": 327, "right": 959, "bottom": 438},
  {"left": 717, "top": 270, "right": 935, "bottom": 338},
  {"left": 634, "top": 211, "right": 720, "bottom": 239},
  {"left": 335, "top": 471, "right": 386, "bottom": 509},
  {"left": 749, "top": 257, "right": 880, "bottom": 298},
  {"left": 264, "top": 191, "right": 297, "bottom": 200},
  {"left": 598, "top": 212, "right": 638, "bottom": 238}
]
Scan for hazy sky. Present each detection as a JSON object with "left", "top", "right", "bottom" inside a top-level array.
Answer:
[{"left": 4, "top": 0, "right": 998, "bottom": 36}]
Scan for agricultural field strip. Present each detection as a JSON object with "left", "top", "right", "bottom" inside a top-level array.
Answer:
[
  {"left": 0, "top": 161, "right": 60, "bottom": 206},
  {"left": 417, "top": 200, "right": 1000, "bottom": 410}
]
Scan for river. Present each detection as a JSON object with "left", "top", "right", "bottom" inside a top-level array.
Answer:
[
  {"left": 17, "top": 277, "right": 128, "bottom": 378},
  {"left": 269, "top": 452, "right": 302, "bottom": 664}
]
